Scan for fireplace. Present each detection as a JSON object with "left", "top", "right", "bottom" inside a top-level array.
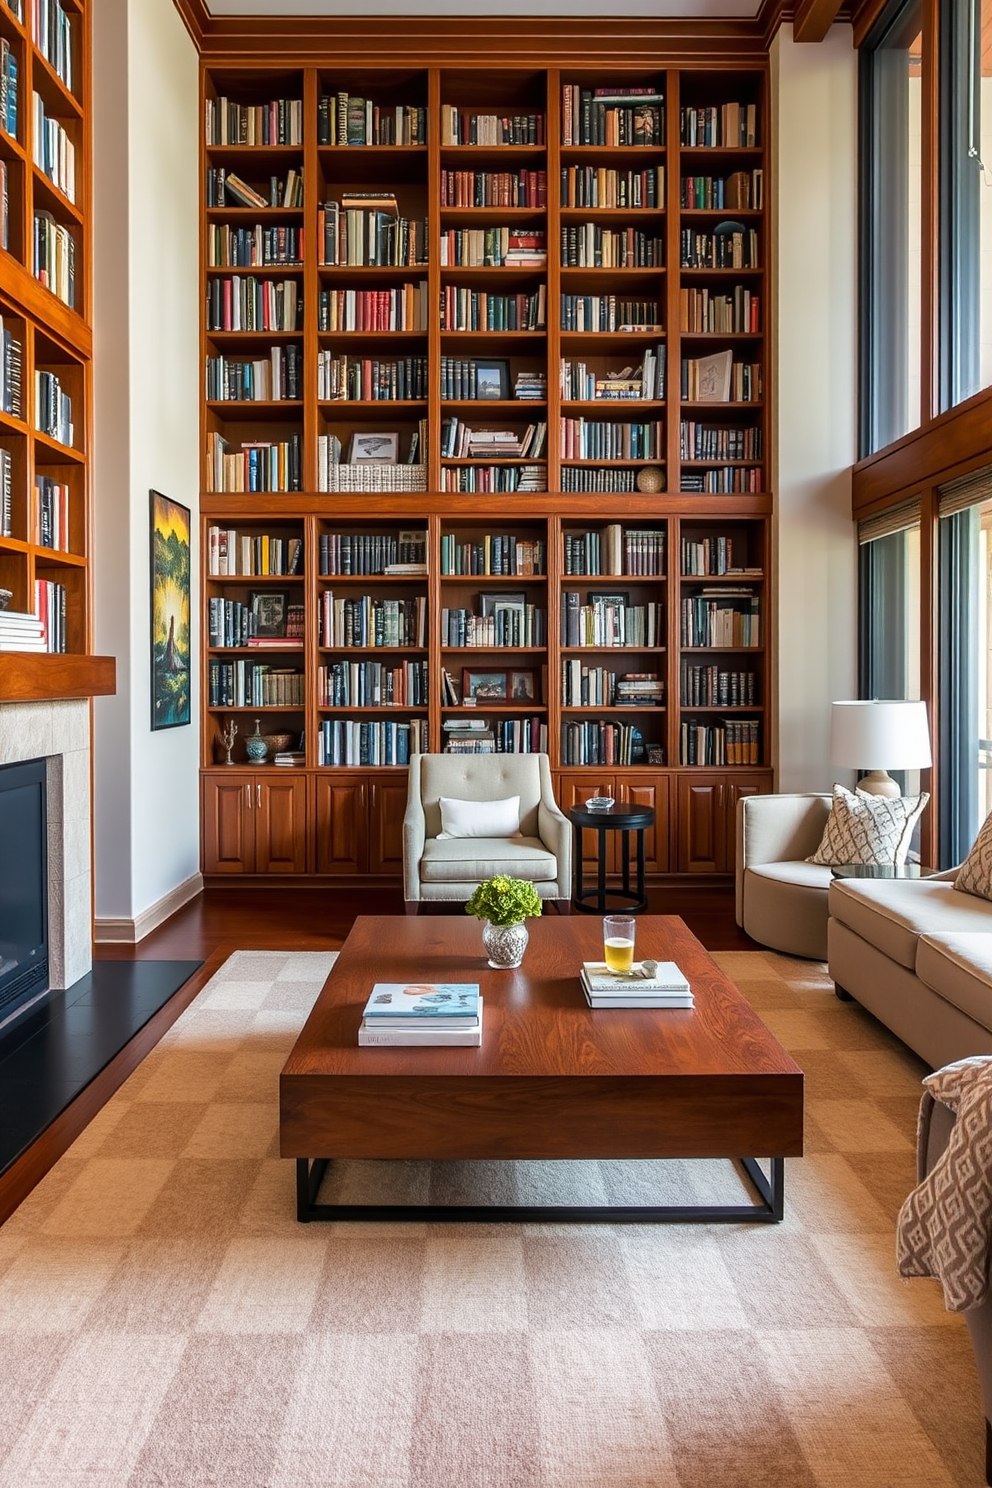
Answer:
[{"left": 0, "top": 757, "right": 49, "bottom": 1019}]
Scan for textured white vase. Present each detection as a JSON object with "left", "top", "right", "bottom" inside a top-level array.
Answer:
[{"left": 482, "top": 920, "right": 528, "bottom": 969}]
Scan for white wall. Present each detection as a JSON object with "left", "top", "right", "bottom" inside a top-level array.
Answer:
[
  {"left": 92, "top": 0, "right": 200, "bottom": 932},
  {"left": 771, "top": 24, "right": 859, "bottom": 791}
]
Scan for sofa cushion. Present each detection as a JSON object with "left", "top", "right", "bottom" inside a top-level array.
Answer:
[
  {"left": 420, "top": 836, "right": 557, "bottom": 884},
  {"left": 916, "top": 934, "right": 992, "bottom": 1031},
  {"left": 808, "top": 783, "right": 928, "bottom": 867},
  {"left": 828, "top": 876, "right": 992, "bottom": 969},
  {"left": 748, "top": 860, "right": 834, "bottom": 892},
  {"left": 955, "top": 809, "right": 992, "bottom": 901}
]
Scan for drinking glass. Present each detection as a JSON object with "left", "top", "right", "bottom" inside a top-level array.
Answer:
[{"left": 603, "top": 915, "right": 636, "bottom": 972}]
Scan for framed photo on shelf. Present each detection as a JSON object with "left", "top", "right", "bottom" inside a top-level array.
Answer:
[
  {"left": 473, "top": 360, "right": 510, "bottom": 401},
  {"left": 509, "top": 669, "right": 537, "bottom": 702},
  {"left": 250, "top": 590, "right": 290, "bottom": 638},
  {"left": 462, "top": 669, "right": 508, "bottom": 701},
  {"left": 647, "top": 746, "right": 665, "bottom": 765},
  {"left": 349, "top": 432, "right": 399, "bottom": 464},
  {"left": 588, "top": 591, "right": 630, "bottom": 608},
  {"left": 150, "top": 491, "right": 191, "bottom": 731},
  {"left": 479, "top": 590, "right": 527, "bottom": 618}
]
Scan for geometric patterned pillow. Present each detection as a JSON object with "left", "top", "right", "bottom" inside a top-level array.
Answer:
[
  {"left": 955, "top": 809, "right": 992, "bottom": 901},
  {"left": 806, "top": 782, "right": 929, "bottom": 867},
  {"left": 924, "top": 1055, "right": 992, "bottom": 1112}
]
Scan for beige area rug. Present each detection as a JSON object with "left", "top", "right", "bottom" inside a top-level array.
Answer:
[{"left": 0, "top": 948, "right": 984, "bottom": 1487}]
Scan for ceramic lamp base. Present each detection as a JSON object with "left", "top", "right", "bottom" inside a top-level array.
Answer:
[{"left": 857, "top": 769, "right": 901, "bottom": 799}]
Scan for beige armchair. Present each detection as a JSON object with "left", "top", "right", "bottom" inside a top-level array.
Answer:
[
  {"left": 403, "top": 753, "right": 571, "bottom": 912},
  {"left": 736, "top": 792, "right": 833, "bottom": 959}
]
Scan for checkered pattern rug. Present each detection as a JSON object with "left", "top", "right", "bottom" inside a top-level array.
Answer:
[{"left": 0, "top": 948, "right": 983, "bottom": 1486}]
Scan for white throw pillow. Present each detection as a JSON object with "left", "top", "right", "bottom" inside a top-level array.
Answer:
[
  {"left": 438, "top": 795, "right": 521, "bottom": 839},
  {"left": 955, "top": 809, "right": 992, "bottom": 901},
  {"left": 806, "top": 783, "right": 929, "bottom": 867}
]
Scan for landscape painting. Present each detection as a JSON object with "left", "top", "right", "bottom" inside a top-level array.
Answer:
[{"left": 150, "top": 490, "right": 191, "bottom": 730}]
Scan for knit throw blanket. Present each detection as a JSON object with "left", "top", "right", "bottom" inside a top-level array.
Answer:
[{"left": 897, "top": 1057, "right": 992, "bottom": 1312}]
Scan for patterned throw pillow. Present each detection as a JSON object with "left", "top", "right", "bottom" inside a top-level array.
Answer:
[
  {"left": 806, "top": 783, "right": 929, "bottom": 867},
  {"left": 924, "top": 1055, "right": 992, "bottom": 1112},
  {"left": 955, "top": 809, "right": 992, "bottom": 901}
]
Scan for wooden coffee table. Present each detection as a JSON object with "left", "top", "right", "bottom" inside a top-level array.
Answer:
[{"left": 280, "top": 914, "right": 803, "bottom": 1224}]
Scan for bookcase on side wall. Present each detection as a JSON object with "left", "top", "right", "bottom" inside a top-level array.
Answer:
[
  {"left": 198, "top": 56, "right": 773, "bottom": 883},
  {"left": 0, "top": 0, "right": 90, "bottom": 658}
]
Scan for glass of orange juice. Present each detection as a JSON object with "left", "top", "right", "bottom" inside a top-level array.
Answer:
[{"left": 603, "top": 915, "right": 636, "bottom": 973}]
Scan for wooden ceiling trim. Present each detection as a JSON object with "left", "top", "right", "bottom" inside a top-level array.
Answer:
[
  {"left": 173, "top": 0, "right": 209, "bottom": 47},
  {"left": 794, "top": 0, "right": 846, "bottom": 41}
]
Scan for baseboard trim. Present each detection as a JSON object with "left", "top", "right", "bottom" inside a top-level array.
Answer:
[{"left": 94, "top": 873, "right": 204, "bottom": 944}]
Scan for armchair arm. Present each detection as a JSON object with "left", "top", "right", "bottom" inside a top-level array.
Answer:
[
  {"left": 538, "top": 761, "right": 571, "bottom": 898},
  {"left": 736, "top": 793, "right": 831, "bottom": 927},
  {"left": 402, "top": 758, "right": 427, "bottom": 902}
]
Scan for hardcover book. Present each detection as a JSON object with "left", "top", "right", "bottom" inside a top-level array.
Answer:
[{"left": 362, "top": 982, "right": 481, "bottom": 1019}]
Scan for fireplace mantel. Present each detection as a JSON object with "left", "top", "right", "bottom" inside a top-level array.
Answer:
[{"left": 0, "top": 655, "right": 116, "bottom": 703}]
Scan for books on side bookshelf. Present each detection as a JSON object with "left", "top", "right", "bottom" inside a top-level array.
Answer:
[
  {"left": 440, "top": 107, "right": 544, "bottom": 146},
  {"left": 561, "top": 592, "right": 663, "bottom": 648},
  {"left": 0, "top": 315, "right": 22, "bottom": 417},
  {"left": 34, "top": 475, "right": 69, "bottom": 551},
  {"left": 206, "top": 346, "right": 302, "bottom": 402},
  {"left": 561, "top": 164, "right": 664, "bottom": 209},
  {"left": 680, "top": 170, "right": 763, "bottom": 210},
  {"left": 318, "top": 94, "right": 426, "bottom": 147},
  {"left": 32, "top": 93, "right": 75, "bottom": 203},
  {"left": 319, "top": 658, "right": 428, "bottom": 707},
  {"left": 319, "top": 530, "right": 426, "bottom": 576},
  {"left": 442, "top": 715, "right": 548, "bottom": 755},
  {"left": 563, "top": 526, "right": 664, "bottom": 576},
  {"left": 319, "top": 717, "right": 428, "bottom": 767},
  {"left": 34, "top": 0, "right": 75, "bottom": 96},
  {"left": 206, "top": 432, "right": 302, "bottom": 493},
  {"left": 561, "top": 86, "right": 664, "bottom": 148},
  {"left": 440, "top": 227, "right": 546, "bottom": 268},
  {"left": 0, "top": 40, "right": 17, "bottom": 140},
  {"left": 680, "top": 717, "right": 760, "bottom": 766},
  {"left": 319, "top": 282, "right": 428, "bottom": 333},
  {"left": 680, "top": 351, "right": 761, "bottom": 404},
  {"left": 319, "top": 200, "right": 428, "bottom": 267},
  {"left": 207, "top": 276, "right": 301, "bottom": 333},
  {"left": 359, "top": 983, "right": 483, "bottom": 1046},
  {"left": 560, "top": 296, "right": 662, "bottom": 334},
  {"left": 560, "top": 224, "right": 663, "bottom": 270},
  {"left": 581, "top": 961, "right": 692, "bottom": 1009},
  {"left": 441, "top": 169, "right": 546, "bottom": 208},
  {"left": 441, "top": 418, "right": 546, "bottom": 460},
  {"left": 35, "top": 370, "right": 72, "bottom": 446},
  {"left": 33, "top": 213, "right": 74, "bottom": 308},
  {"left": 560, "top": 347, "right": 664, "bottom": 403},
  {"left": 205, "top": 96, "right": 302, "bottom": 147},
  {"left": 207, "top": 223, "right": 303, "bottom": 268},
  {"left": 206, "top": 168, "right": 303, "bottom": 210},
  {"left": 681, "top": 103, "right": 757, "bottom": 148},
  {"left": 317, "top": 352, "right": 428, "bottom": 402},
  {"left": 208, "top": 529, "right": 304, "bottom": 577}
]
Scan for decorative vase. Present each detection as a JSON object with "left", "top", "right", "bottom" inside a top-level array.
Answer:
[
  {"left": 245, "top": 719, "right": 268, "bottom": 763},
  {"left": 482, "top": 919, "right": 528, "bottom": 969}
]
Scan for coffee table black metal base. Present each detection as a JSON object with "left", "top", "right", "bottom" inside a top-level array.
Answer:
[
  {"left": 296, "top": 1155, "right": 784, "bottom": 1224},
  {"left": 568, "top": 802, "right": 655, "bottom": 913}
]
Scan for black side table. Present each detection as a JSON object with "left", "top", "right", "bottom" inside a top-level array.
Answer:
[{"left": 567, "top": 802, "right": 655, "bottom": 914}]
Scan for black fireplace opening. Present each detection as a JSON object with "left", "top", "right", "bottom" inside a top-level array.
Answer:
[{"left": 0, "top": 757, "right": 49, "bottom": 1021}]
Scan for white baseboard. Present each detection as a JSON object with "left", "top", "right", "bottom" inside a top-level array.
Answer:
[{"left": 94, "top": 873, "right": 203, "bottom": 944}]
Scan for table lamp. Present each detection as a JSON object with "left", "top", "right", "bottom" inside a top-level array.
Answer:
[{"left": 829, "top": 700, "right": 932, "bottom": 798}]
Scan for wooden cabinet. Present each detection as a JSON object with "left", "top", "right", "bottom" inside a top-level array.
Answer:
[
  {"left": 201, "top": 773, "right": 308, "bottom": 875},
  {"left": 676, "top": 773, "right": 771, "bottom": 873},
  {"left": 314, "top": 772, "right": 409, "bottom": 877},
  {"left": 368, "top": 779, "right": 408, "bottom": 875},
  {"left": 615, "top": 773, "right": 669, "bottom": 874}
]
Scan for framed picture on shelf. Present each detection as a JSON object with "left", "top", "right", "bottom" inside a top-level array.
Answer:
[
  {"left": 647, "top": 746, "right": 665, "bottom": 765},
  {"left": 509, "top": 669, "right": 537, "bottom": 702},
  {"left": 349, "top": 432, "right": 399, "bottom": 464},
  {"left": 150, "top": 490, "right": 191, "bottom": 732},
  {"left": 462, "top": 669, "right": 508, "bottom": 701},
  {"left": 473, "top": 360, "right": 510, "bottom": 400},
  {"left": 588, "top": 591, "right": 630, "bottom": 608},
  {"left": 479, "top": 590, "right": 527, "bottom": 618},
  {"left": 250, "top": 590, "right": 290, "bottom": 638}
]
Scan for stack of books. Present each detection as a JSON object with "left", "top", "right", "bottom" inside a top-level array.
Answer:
[
  {"left": 443, "top": 718, "right": 495, "bottom": 754},
  {"left": 615, "top": 673, "right": 664, "bottom": 706},
  {"left": 581, "top": 960, "right": 693, "bottom": 1009},
  {"left": 358, "top": 982, "right": 483, "bottom": 1045},
  {"left": 0, "top": 606, "right": 45, "bottom": 652}
]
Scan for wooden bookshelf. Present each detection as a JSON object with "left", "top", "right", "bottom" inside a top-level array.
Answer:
[{"left": 199, "top": 54, "right": 773, "bottom": 882}]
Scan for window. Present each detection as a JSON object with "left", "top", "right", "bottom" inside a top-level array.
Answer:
[
  {"left": 860, "top": 0, "right": 924, "bottom": 453},
  {"left": 859, "top": 504, "right": 922, "bottom": 796}
]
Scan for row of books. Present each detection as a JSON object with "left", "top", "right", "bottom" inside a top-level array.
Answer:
[
  {"left": 207, "top": 597, "right": 304, "bottom": 650},
  {"left": 439, "top": 227, "right": 545, "bottom": 268},
  {"left": 680, "top": 592, "right": 760, "bottom": 648},
  {"left": 443, "top": 718, "right": 548, "bottom": 754},
  {"left": 206, "top": 432, "right": 303, "bottom": 493},
  {"left": 319, "top": 593, "right": 428, "bottom": 649},
  {"left": 440, "top": 170, "right": 547, "bottom": 208},
  {"left": 206, "top": 276, "right": 301, "bottom": 333},
  {"left": 440, "top": 418, "right": 546, "bottom": 460},
  {"left": 681, "top": 664, "right": 758, "bottom": 706},
  {"left": 319, "top": 203, "right": 429, "bottom": 268},
  {"left": 681, "top": 103, "right": 758, "bottom": 149},
  {"left": 560, "top": 418, "right": 662, "bottom": 461},
  {"left": 439, "top": 533, "right": 545, "bottom": 576},
  {"left": 680, "top": 422, "right": 763, "bottom": 460},
  {"left": 206, "top": 96, "right": 303, "bottom": 147},
  {"left": 680, "top": 286, "right": 760, "bottom": 335},
  {"left": 34, "top": 0, "right": 73, "bottom": 95},
  {"left": 318, "top": 717, "right": 428, "bottom": 767},
  {"left": 561, "top": 87, "right": 663, "bottom": 148},
  {"left": 561, "top": 165, "right": 665, "bottom": 210},
  {"left": 682, "top": 468, "right": 763, "bottom": 492},
  {"left": 563, "top": 526, "right": 665, "bottom": 577},
  {"left": 34, "top": 475, "right": 69, "bottom": 552},
  {"left": 207, "top": 661, "right": 304, "bottom": 708},
  {"left": 582, "top": 960, "right": 692, "bottom": 1009},
  {"left": 317, "top": 352, "right": 428, "bottom": 403},
  {"left": 0, "top": 160, "right": 7, "bottom": 251},
  {"left": 440, "top": 286, "right": 546, "bottom": 333},
  {"left": 205, "top": 346, "right": 302, "bottom": 403},
  {"left": 35, "top": 370, "right": 72, "bottom": 446},
  {"left": 0, "top": 41, "right": 16, "bottom": 140},
  {"left": 32, "top": 93, "right": 75, "bottom": 204},
  {"left": 680, "top": 170, "right": 763, "bottom": 211},
  {"left": 207, "top": 530, "right": 304, "bottom": 577},
  {"left": 441, "top": 604, "right": 546, "bottom": 648},
  {"left": 318, "top": 659, "right": 429, "bottom": 708},
  {"left": 560, "top": 347, "right": 665, "bottom": 403},
  {"left": 0, "top": 605, "right": 43, "bottom": 652},
  {"left": 560, "top": 467, "right": 639, "bottom": 492},
  {"left": 318, "top": 530, "right": 426, "bottom": 577},
  {"left": 440, "top": 107, "right": 544, "bottom": 147},
  {"left": 0, "top": 584, "right": 64, "bottom": 652},
  {"left": 206, "top": 168, "right": 304, "bottom": 210},
  {"left": 318, "top": 283, "right": 428, "bottom": 333},
  {"left": 560, "top": 720, "right": 649, "bottom": 767},
  {"left": 440, "top": 465, "right": 545, "bottom": 492},
  {"left": 561, "top": 225, "right": 663, "bottom": 270},
  {"left": 34, "top": 211, "right": 74, "bottom": 309},
  {"left": 561, "top": 663, "right": 663, "bottom": 707},
  {"left": 357, "top": 983, "right": 482, "bottom": 1047},
  {"left": 318, "top": 95, "right": 426, "bottom": 147},
  {"left": 559, "top": 296, "right": 661, "bottom": 334},
  {"left": 0, "top": 315, "right": 22, "bottom": 417},
  {"left": 0, "top": 448, "right": 9, "bottom": 535},
  {"left": 681, "top": 353, "right": 761, "bottom": 404},
  {"left": 679, "top": 535, "right": 759, "bottom": 576},
  {"left": 561, "top": 594, "right": 663, "bottom": 649},
  {"left": 681, "top": 226, "right": 759, "bottom": 269},
  {"left": 206, "top": 223, "right": 303, "bottom": 267},
  {"left": 317, "top": 460, "right": 427, "bottom": 494},
  {"left": 680, "top": 718, "right": 760, "bottom": 766}
]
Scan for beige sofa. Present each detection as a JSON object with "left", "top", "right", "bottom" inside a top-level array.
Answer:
[
  {"left": 736, "top": 794, "right": 834, "bottom": 959},
  {"left": 829, "top": 874, "right": 992, "bottom": 1069}
]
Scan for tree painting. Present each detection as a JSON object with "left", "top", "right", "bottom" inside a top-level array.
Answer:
[{"left": 150, "top": 491, "right": 191, "bottom": 729}]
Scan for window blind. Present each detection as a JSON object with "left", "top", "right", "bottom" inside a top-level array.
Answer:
[
  {"left": 858, "top": 496, "right": 921, "bottom": 543},
  {"left": 938, "top": 465, "right": 992, "bottom": 517}
]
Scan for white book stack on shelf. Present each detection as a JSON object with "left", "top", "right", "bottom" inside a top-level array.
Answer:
[
  {"left": 358, "top": 982, "right": 484, "bottom": 1046},
  {"left": 581, "top": 959, "right": 693, "bottom": 1009}
]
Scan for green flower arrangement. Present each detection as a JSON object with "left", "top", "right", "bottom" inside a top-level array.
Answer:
[{"left": 465, "top": 875, "right": 543, "bottom": 927}]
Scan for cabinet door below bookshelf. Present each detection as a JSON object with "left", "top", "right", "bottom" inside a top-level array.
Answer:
[
  {"left": 368, "top": 778, "right": 408, "bottom": 876},
  {"left": 202, "top": 774, "right": 256, "bottom": 875},
  {"left": 201, "top": 773, "right": 309, "bottom": 874},
  {"left": 676, "top": 775, "right": 726, "bottom": 874},
  {"left": 254, "top": 775, "right": 309, "bottom": 874},
  {"left": 315, "top": 774, "right": 367, "bottom": 876},
  {"left": 615, "top": 773, "right": 669, "bottom": 873}
]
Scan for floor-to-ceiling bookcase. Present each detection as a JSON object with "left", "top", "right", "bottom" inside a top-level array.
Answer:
[{"left": 198, "top": 50, "right": 773, "bottom": 883}]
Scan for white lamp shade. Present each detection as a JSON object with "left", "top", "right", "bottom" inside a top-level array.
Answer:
[{"left": 830, "top": 700, "right": 933, "bottom": 770}]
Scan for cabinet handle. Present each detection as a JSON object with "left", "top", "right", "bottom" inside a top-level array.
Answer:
[
  {"left": 246, "top": 783, "right": 252, "bottom": 810},
  {"left": 256, "top": 783, "right": 262, "bottom": 808}
]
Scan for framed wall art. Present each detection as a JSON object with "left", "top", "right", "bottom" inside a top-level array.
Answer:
[{"left": 150, "top": 490, "right": 191, "bottom": 731}]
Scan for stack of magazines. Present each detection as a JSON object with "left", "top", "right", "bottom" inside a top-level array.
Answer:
[
  {"left": 581, "top": 961, "right": 693, "bottom": 1009},
  {"left": 358, "top": 982, "right": 483, "bottom": 1046}
]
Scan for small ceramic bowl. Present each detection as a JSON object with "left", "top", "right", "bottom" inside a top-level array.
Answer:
[{"left": 585, "top": 796, "right": 615, "bottom": 811}]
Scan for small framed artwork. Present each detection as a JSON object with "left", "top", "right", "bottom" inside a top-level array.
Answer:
[
  {"left": 588, "top": 591, "right": 630, "bottom": 607},
  {"left": 349, "top": 431, "right": 399, "bottom": 464},
  {"left": 462, "top": 669, "right": 508, "bottom": 701},
  {"left": 479, "top": 590, "right": 527, "bottom": 618},
  {"left": 250, "top": 590, "right": 290, "bottom": 638},
  {"left": 509, "top": 669, "right": 537, "bottom": 702},
  {"left": 647, "top": 745, "right": 665, "bottom": 765},
  {"left": 150, "top": 490, "right": 191, "bottom": 731},
  {"left": 474, "top": 360, "right": 510, "bottom": 400}
]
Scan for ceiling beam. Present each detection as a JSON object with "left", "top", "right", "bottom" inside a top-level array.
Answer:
[{"left": 793, "top": 0, "right": 844, "bottom": 40}]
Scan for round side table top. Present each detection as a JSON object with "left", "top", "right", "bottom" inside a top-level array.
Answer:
[{"left": 567, "top": 802, "right": 656, "bottom": 831}]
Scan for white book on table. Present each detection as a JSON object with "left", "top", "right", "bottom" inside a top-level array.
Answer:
[
  {"left": 583, "top": 986, "right": 694, "bottom": 1010},
  {"left": 581, "top": 960, "right": 690, "bottom": 994},
  {"left": 359, "top": 998, "right": 484, "bottom": 1046}
]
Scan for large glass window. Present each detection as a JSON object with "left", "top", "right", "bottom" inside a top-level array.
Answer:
[
  {"left": 861, "top": 1, "right": 924, "bottom": 453},
  {"left": 859, "top": 507, "right": 922, "bottom": 798}
]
